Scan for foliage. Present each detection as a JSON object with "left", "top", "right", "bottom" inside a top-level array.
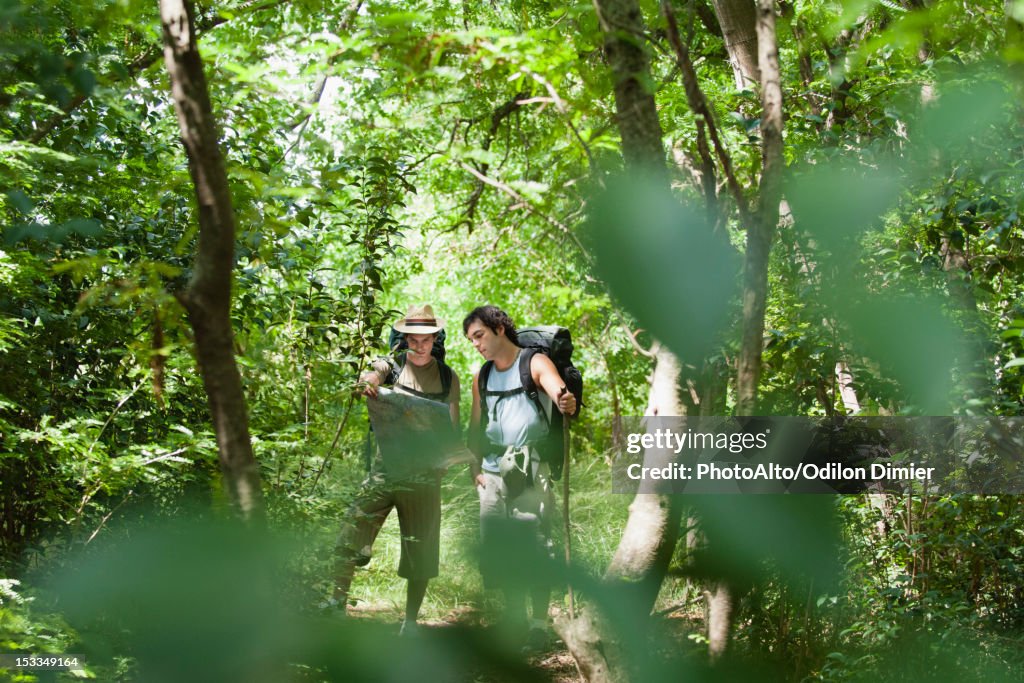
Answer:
[
  {"left": 2, "top": 0, "right": 1024, "bottom": 681},
  {"left": 0, "top": 579, "right": 92, "bottom": 681}
]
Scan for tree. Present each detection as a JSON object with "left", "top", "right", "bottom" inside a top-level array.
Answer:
[
  {"left": 709, "top": 0, "right": 760, "bottom": 89},
  {"left": 159, "top": 0, "right": 263, "bottom": 519},
  {"left": 736, "top": 0, "right": 783, "bottom": 418},
  {"left": 556, "top": 0, "right": 687, "bottom": 679},
  {"left": 4, "top": 1, "right": 1024, "bottom": 679}
]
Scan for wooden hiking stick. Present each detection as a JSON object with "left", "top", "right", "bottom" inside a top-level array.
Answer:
[{"left": 563, "top": 411, "right": 575, "bottom": 619}]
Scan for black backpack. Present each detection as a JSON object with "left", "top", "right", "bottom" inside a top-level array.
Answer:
[
  {"left": 478, "top": 325, "right": 583, "bottom": 480},
  {"left": 384, "top": 327, "right": 453, "bottom": 402}
]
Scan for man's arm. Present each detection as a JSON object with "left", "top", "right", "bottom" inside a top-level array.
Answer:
[
  {"left": 358, "top": 360, "right": 390, "bottom": 398},
  {"left": 468, "top": 372, "right": 486, "bottom": 487},
  {"left": 530, "top": 353, "right": 577, "bottom": 416},
  {"left": 448, "top": 372, "right": 462, "bottom": 431}
]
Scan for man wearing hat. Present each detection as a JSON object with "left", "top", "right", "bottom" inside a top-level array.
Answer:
[{"left": 330, "top": 304, "right": 460, "bottom": 635}]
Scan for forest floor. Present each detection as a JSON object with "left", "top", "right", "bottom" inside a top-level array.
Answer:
[
  {"left": 326, "top": 466, "right": 696, "bottom": 681},
  {"left": 344, "top": 600, "right": 704, "bottom": 683},
  {"left": 345, "top": 603, "right": 582, "bottom": 682}
]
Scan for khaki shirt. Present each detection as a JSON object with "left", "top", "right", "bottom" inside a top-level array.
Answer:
[{"left": 370, "top": 357, "right": 461, "bottom": 407}]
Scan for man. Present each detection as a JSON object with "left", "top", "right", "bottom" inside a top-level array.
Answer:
[
  {"left": 331, "top": 304, "right": 460, "bottom": 636},
  {"left": 463, "top": 305, "right": 576, "bottom": 649}
]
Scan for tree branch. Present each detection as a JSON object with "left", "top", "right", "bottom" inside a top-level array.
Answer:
[
  {"left": 460, "top": 90, "right": 530, "bottom": 226},
  {"left": 28, "top": 0, "right": 292, "bottom": 145},
  {"left": 280, "top": 0, "right": 365, "bottom": 160},
  {"left": 624, "top": 327, "right": 656, "bottom": 358},
  {"left": 521, "top": 68, "right": 598, "bottom": 172},
  {"left": 661, "top": 0, "right": 751, "bottom": 230},
  {"left": 458, "top": 162, "right": 592, "bottom": 262}
]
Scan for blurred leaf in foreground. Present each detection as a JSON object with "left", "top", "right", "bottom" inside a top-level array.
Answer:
[{"left": 585, "top": 173, "right": 739, "bottom": 366}]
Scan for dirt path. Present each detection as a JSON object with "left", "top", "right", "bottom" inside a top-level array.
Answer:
[{"left": 344, "top": 604, "right": 582, "bottom": 682}]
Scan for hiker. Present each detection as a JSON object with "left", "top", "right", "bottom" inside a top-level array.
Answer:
[
  {"left": 330, "top": 304, "right": 461, "bottom": 636},
  {"left": 463, "top": 305, "right": 577, "bottom": 649}
]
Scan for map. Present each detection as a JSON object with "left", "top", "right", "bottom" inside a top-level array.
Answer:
[{"left": 367, "top": 388, "right": 475, "bottom": 479}]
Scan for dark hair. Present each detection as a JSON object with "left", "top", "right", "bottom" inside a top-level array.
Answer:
[{"left": 463, "top": 305, "right": 519, "bottom": 345}]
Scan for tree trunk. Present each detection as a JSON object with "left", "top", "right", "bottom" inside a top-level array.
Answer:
[
  {"left": 605, "top": 345, "right": 685, "bottom": 600},
  {"left": 704, "top": 0, "right": 784, "bottom": 659},
  {"left": 705, "top": 581, "right": 734, "bottom": 659},
  {"left": 556, "top": 344, "right": 684, "bottom": 683},
  {"left": 160, "top": 0, "right": 264, "bottom": 520},
  {"left": 709, "top": 0, "right": 760, "bottom": 89},
  {"left": 589, "top": 0, "right": 682, "bottom": 619},
  {"left": 939, "top": 234, "right": 992, "bottom": 405},
  {"left": 593, "top": 0, "right": 667, "bottom": 173},
  {"left": 835, "top": 361, "right": 860, "bottom": 413},
  {"left": 736, "top": 0, "right": 783, "bottom": 417},
  {"left": 597, "top": 0, "right": 682, "bottom": 607},
  {"left": 560, "top": 0, "right": 687, "bottom": 633}
]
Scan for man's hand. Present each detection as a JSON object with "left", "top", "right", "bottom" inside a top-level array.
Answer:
[
  {"left": 557, "top": 386, "right": 576, "bottom": 416},
  {"left": 359, "top": 371, "right": 382, "bottom": 398},
  {"left": 471, "top": 463, "right": 486, "bottom": 489},
  {"left": 532, "top": 354, "right": 577, "bottom": 417}
]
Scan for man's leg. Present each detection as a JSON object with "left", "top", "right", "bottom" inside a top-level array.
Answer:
[
  {"left": 331, "top": 557, "right": 356, "bottom": 607},
  {"left": 524, "top": 460, "right": 556, "bottom": 650},
  {"left": 332, "top": 480, "right": 394, "bottom": 609},
  {"left": 524, "top": 585, "right": 551, "bottom": 650},
  {"left": 394, "top": 476, "right": 441, "bottom": 631},
  {"left": 478, "top": 472, "right": 506, "bottom": 587},
  {"left": 502, "top": 586, "right": 529, "bottom": 631},
  {"left": 530, "top": 585, "right": 550, "bottom": 623},
  {"left": 406, "top": 578, "right": 429, "bottom": 623},
  {"left": 480, "top": 472, "right": 530, "bottom": 641}
]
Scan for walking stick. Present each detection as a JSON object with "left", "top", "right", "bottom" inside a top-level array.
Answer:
[{"left": 562, "top": 412, "right": 575, "bottom": 619}]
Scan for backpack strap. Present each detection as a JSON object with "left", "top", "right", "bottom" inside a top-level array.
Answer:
[
  {"left": 439, "top": 361, "right": 453, "bottom": 398},
  {"left": 518, "top": 348, "right": 550, "bottom": 426},
  {"left": 479, "top": 359, "right": 526, "bottom": 425},
  {"left": 478, "top": 360, "right": 494, "bottom": 398},
  {"left": 385, "top": 354, "right": 404, "bottom": 386},
  {"left": 479, "top": 350, "right": 550, "bottom": 427},
  {"left": 477, "top": 360, "right": 493, "bottom": 433}
]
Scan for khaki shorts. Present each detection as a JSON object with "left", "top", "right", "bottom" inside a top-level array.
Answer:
[{"left": 335, "top": 472, "right": 441, "bottom": 580}]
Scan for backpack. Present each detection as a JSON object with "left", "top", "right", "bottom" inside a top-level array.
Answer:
[
  {"left": 478, "top": 325, "right": 583, "bottom": 480},
  {"left": 384, "top": 327, "right": 453, "bottom": 402}
]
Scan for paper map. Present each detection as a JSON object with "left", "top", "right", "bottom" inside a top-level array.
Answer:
[{"left": 367, "top": 388, "right": 475, "bottom": 479}]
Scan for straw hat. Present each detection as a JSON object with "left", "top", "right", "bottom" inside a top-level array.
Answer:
[{"left": 393, "top": 304, "right": 445, "bottom": 334}]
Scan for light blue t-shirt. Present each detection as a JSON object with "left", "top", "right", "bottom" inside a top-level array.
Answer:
[{"left": 481, "top": 351, "right": 550, "bottom": 473}]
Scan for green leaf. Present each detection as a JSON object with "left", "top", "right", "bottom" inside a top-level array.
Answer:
[
  {"left": 376, "top": 11, "right": 427, "bottom": 26},
  {"left": 585, "top": 172, "right": 739, "bottom": 365},
  {"left": 62, "top": 218, "right": 102, "bottom": 237},
  {"left": 69, "top": 66, "right": 97, "bottom": 96},
  {"left": 5, "top": 189, "right": 35, "bottom": 215}
]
